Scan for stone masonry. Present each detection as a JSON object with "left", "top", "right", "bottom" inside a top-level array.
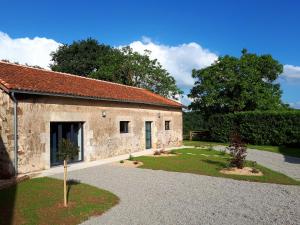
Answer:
[{"left": 1, "top": 93, "right": 182, "bottom": 174}]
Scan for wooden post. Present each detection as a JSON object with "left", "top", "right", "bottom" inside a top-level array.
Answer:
[
  {"left": 189, "top": 131, "right": 192, "bottom": 141},
  {"left": 64, "top": 159, "right": 67, "bottom": 207}
]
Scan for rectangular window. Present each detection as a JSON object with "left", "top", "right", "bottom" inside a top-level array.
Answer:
[
  {"left": 165, "top": 121, "right": 171, "bottom": 130},
  {"left": 120, "top": 121, "right": 129, "bottom": 133}
]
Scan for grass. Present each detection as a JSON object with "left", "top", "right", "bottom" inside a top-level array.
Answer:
[
  {"left": 135, "top": 148, "right": 300, "bottom": 185},
  {"left": 0, "top": 177, "right": 119, "bottom": 225},
  {"left": 184, "top": 140, "right": 300, "bottom": 158}
]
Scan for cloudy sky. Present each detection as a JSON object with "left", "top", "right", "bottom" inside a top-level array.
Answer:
[{"left": 0, "top": 0, "right": 300, "bottom": 107}]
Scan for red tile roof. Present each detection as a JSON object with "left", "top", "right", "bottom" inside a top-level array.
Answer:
[{"left": 0, "top": 62, "right": 182, "bottom": 108}]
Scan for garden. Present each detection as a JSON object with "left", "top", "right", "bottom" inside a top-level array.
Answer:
[{"left": 131, "top": 146, "right": 300, "bottom": 185}]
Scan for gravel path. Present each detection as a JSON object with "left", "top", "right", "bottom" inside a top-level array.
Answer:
[
  {"left": 212, "top": 145, "right": 300, "bottom": 180},
  {"left": 52, "top": 164, "right": 300, "bottom": 225}
]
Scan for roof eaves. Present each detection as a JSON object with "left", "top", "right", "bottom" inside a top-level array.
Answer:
[{"left": 9, "top": 89, "right": 183, "bottom": 109}]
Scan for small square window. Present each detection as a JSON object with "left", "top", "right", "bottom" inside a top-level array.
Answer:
[
  {"left": 165, "top": 121, "right": 171, "bottom": 130},
  {"left": 120, "top": 121, "right": 129, "bottom": 133}
]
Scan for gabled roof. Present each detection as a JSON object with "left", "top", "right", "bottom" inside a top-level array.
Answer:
[{"left": 0, "top": 61, "right": 182, "bottom": 108}]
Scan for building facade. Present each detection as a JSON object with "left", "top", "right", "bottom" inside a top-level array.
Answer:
[{"left": 0, "top": 62, "right": 183, "bottom": 177}]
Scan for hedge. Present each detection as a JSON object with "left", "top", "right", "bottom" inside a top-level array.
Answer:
[
  {"left": 208, "top": 111, "right": 300, "bottom": 146},
  {"left": 183, "top": 111, "right": 208, "bottom": 139}
]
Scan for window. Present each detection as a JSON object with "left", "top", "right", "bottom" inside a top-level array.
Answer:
[
  {"left": 165, "top": 121, "right": 171, "bottom": 130},
  {"left": 120, "top": 121, "right": 129, "bottom": 133}
]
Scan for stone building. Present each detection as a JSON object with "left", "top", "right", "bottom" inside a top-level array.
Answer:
[{"left": 0, "top": 62, "right": 183, "bottom": 177}]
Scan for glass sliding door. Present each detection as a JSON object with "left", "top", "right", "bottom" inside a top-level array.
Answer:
[{"left": 50, "top": 122, "right": 83, "bottom": 166}]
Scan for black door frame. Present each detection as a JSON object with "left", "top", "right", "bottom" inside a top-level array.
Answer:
[
  {"left": 50, "top": 122, "right": 84, "bottom": 167},
  {"left": 145, "top": 121, "right": 152, "bottom": 149}
]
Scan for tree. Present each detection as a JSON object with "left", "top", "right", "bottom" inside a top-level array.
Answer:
[
  {"left": 50, "top": 39, "right": 182, "bottom": 99},
  {"left": 57, "top": 138, "right": 79, "bottom": 207},
  {"left": 51, "top": 38, "right": 111, "bottom": 76},
  {"left": 189, "top": 49, "right": 286, "bottom": 115}
]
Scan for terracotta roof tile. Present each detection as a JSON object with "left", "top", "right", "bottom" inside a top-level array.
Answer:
[{"left": 0, "top": 62, "right": 182, "bottom": 108}]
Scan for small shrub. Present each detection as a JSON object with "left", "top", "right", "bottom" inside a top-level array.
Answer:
[
  {"left": 227, "top": 131, "right": 247, "bottom": 169},
  {"left": 154, "top": 150, "right": 161, "bottom": 155},
  {"left": 160, "top": 149, "right": 167, "bottom": 154},
  {"left": 250, "top": 161, "right": 259, "bottom": 173},
  {"left": 128, "top": 154, "right": 134, "bottom": 161},
  {"left": 120, "top": 160, "right": 124, "bottom": 163},
  {"left": 251, "top": 161, "right": 257, "bottom": 167},
  {"left": 251, "top": 168, "right": 260, "bottom": 174}
]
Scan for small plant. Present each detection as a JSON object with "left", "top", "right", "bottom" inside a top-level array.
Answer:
[
  {"left": 154, "top": 150, "right": 161, "bottom": 155},
  {"left": 57, "top": 138, "right": 79, "bottom": 207},
  {"left": 251, "top": 161, "right": 257, "bottom": 167},
  {"left": 120, "top": 160, "right": 124, "bottom": 163},
  {"left": 128, "top": 154, "right": 134, "bottom": 161},
  {"left": 250, "top": 161, "right": 259, "bottom": 173},
  {"left": 160, "top": 149, "right": 167, "bottom": 154},
  {"left": 226, "top": 131, "right": 247, "bottom": 169},
  {"left": 251, "top": 168, "right": 260, "bottom": 174}
]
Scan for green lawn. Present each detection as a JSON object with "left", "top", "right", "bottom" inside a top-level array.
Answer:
[
  {"left": 135, "top": 148, "right": 300, "bottom": 185},
  {"left": 0, "top": 177, "right": 119, "bottom": 225},
  {"left": 184, "top": 140, "right": 300, "bottom": 158}
]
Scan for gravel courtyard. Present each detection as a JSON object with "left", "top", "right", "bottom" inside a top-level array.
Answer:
[{"left": 53, "top": 164, "right": 300, "bottom": 225}]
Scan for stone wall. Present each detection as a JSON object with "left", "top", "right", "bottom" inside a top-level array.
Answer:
[
  {"left": 0, "top": 90, "right": 14, "bottom": 178},
  {"left": 16, "top": 95, "right": 182, "bottom": 174}
]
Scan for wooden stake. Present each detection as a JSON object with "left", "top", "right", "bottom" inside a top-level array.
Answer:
[{"left": 64, "top": 159, "right": 67, "bottom": 207}]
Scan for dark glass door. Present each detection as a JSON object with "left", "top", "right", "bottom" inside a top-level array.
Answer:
[
  {"left": 50, "top": 122, "right": 83, "bottom": 166},
  {"left": 145, "top": 121, "right": 152, "bottom": 149}
]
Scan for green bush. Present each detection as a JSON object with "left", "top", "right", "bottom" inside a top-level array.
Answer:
[{"left": 208, "top": 111, "right": 300, "bottom": 146}]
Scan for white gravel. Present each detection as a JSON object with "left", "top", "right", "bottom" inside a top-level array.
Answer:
[{"left": 52, "top": 164, "right": 300, "bottom": 225}]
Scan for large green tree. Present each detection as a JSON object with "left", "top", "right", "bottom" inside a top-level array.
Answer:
[
  {"left": 50, "top": 39, "right": 182, "bottom": 98},
  {"left": 189, "top": 49, "right": 287, "bottom": 115},
  {"left": 51, "top": 38, "right": 111, "bottom": 76}
]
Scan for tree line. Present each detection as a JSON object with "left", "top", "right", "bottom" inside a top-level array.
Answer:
[{"left": 50, "top": 39, "right": 289, "bottom": 116}]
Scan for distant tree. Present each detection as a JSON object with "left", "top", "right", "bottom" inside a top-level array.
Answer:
[
  {"left": 90, "top": 46, "right": 182, "bottom": 98},
  {"left": 50, "top": 39, "right": 182, "bottom": 99},
  {"left": 57, "top": 138, "right": 79, "bottom": 207},
  {"left": 189, "top": 49, "right": 287, "bottom": 115},
  {"left": 183, "top": 111, "right": 208, "bottom": 137}
]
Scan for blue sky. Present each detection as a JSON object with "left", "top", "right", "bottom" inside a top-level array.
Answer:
[{"left": 0, "top": 0, "right": 300, "bottom": 107}]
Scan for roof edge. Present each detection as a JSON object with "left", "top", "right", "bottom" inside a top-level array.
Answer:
[
  {"left": 10, "top": 89, "right": 183, "bottom": 109},
  {"left": 0, "top": 60, "right": 146, "bottom": 91}
]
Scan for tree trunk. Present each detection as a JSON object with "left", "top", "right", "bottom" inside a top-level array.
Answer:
[{"left": 64, "top": 159, "right": 67, "bottom": 207}]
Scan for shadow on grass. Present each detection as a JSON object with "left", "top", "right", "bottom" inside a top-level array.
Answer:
[
  {"left": 202, "top": 159, "right": 227, "bottom": 168},
  {"left": 67, "top": 179, "right": 81, "bottom": 202}
]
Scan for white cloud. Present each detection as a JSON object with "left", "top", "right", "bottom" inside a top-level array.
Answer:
[
  {"left": 127, "top": 37, "right": 218, "bottom": 90},
  {"left": 0, "top": 31, "right": 61, "bottom": 69},
  {"left": 280, "top": 65, "right": 300, "bottom": 82},
  {"left": 288, "top": 101, "right": 300, "bottom": 109}
]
